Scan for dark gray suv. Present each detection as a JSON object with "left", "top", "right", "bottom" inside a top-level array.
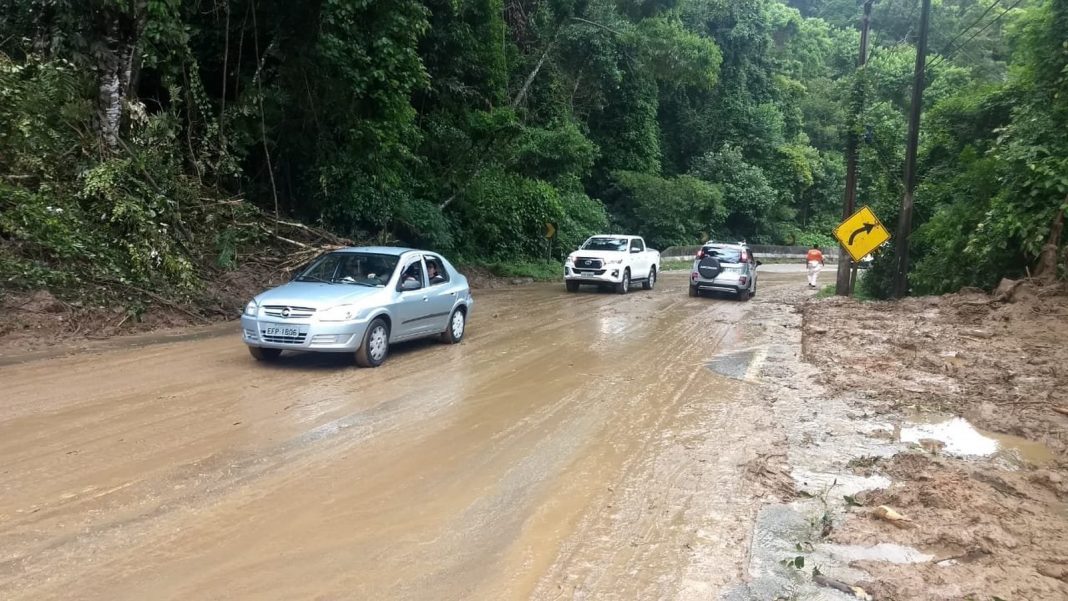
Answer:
[{"left": 688, "top": 243, "right": 760, "bottom": 301}]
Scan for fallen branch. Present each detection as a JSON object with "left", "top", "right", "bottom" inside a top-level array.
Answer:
[
  {"left": 1053, "top": 406, "right": 1068, "bottom": 417},
  {"left": 91, "top": 278, "right": 210, "bottom": 323},
  {"left": 813, "top": 574, "right": 873, "bottom": 600}
]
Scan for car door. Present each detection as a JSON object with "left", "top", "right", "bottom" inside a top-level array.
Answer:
[
  {"left": 630, "top": 238, "right": 649, "bottom": 278},
  {"left": 392, "top": 257, "right": 431, "bottom": 340},
  {"left": 423, "top": 254, "right": 455, "bottom": 333}
]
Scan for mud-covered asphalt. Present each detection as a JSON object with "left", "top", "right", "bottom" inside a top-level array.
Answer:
[{"left": 0, "top": 270, "right": 805, "bottom": 601}]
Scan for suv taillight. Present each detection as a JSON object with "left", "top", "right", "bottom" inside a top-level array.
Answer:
[
  {"left": 739, "top": 275, "right": 748, "bottom": 286},
  {"left": 696, "top": 249, "right": 705, "bottom": 259},
  {"left": 691, "top": 271, "right": 699, "bottom": 281}
]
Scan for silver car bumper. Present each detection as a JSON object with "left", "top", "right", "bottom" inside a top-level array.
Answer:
[
  {"left": 240, "top": 314, "right": 372, "bottom": 352},
  {"left": 691, "top": 273, "right": 749, "bottom": 293}
]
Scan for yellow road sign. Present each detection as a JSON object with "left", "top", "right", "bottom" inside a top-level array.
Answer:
[
  {"left": 545, "top": 222, "right": 557, "bottom": 239},
  {"left": 834, "top": 205, "right": 891, "bottom": 262}
]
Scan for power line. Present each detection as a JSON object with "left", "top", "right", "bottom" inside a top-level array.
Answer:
[
  {"left": 927, "top": 0, "right": 1025, "bottom": 70},
  {"left": 927, "top": 0, "right": 1005, "bottom": 66}
]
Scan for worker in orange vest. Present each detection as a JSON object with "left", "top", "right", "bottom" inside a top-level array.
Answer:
[{"left": 806, "top": 244, "right": 825, "bottom": 288}]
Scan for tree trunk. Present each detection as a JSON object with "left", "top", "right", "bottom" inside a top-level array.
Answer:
[
  {"left": 95, "top": 2, "right": 147, "bottom": 153},
  {"left": 1033, "top": 206, "right": 1064, "bottom": 282}
]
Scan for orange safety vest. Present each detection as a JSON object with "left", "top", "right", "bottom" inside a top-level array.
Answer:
[{"left": 806, "top": 249, "right": 824, "bottom": 263}]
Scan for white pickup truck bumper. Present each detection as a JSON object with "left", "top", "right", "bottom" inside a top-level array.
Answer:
[{"left": 564, "top": 265, "right": 626, "bottom": 283}]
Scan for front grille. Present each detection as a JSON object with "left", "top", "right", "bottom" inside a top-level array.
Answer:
[
  {"left": 574, "top": 257, "right": 604, "bottom": 269},
  {"left": 263, "top": 305, "right": 316, "bottom": 319},
  {"left": 260, "top": 332, "right": 308, "bottom": 344}
]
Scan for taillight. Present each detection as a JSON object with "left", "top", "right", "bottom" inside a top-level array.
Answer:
[
  {"left": 691, "top": 271, "right": 699, "bottom": 281},
  {"left": 739, "top": 276, "right": 748, "bottom": 286},
  {"left": 696, "top": 249, "right": 705, "bottom": 259}
]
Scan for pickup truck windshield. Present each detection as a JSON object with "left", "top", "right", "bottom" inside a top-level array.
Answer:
[
  {"left": 582, "top": 237, "right": 630, "bottom": 252},
  {"left": 296, "top": 252, "right": 400, "bottom": 287}
]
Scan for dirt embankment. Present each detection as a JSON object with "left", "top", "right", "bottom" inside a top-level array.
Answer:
[{"left": 803, "top": 280, "right": 1068, "bottom": 599}]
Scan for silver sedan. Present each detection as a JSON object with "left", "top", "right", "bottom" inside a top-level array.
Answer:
[{"left": 241, "top": 247, "right": 473, "bottom": 367}]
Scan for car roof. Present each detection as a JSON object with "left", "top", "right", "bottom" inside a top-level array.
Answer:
[{"left": 334, "top": 246, "right": 419, "bottom": 256}]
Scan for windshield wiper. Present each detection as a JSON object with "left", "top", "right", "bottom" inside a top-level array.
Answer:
[
  {"left": 337, "top": 280, "right": 375, "bottom": 287},
  {"left": 297, "top": 275, "right": 331, "bottom": 283}
]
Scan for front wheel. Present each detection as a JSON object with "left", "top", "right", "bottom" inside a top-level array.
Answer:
[
  {"left": 565, "top": 281, "right": 580, "bottom": 292},
  {"left": 248, "top": 346, "right": 282, "bottom": 362},
  {"left": 642, "top": 267, "right": 657, "bottom": 290},
  {"left": 616, "top": 269, "right": 631, "bottom": 294},
  {"left": 355, "top": 318, "right": 390, "bottom": 367},
  {"left": 440, "top": 308, "right": 466, "bottom": 344}
]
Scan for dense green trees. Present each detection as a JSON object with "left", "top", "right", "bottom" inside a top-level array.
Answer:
[{"left": 1, "top": 0, "right": 1064, "bottom": 298}]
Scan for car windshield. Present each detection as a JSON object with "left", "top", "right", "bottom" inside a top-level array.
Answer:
[
  {"left": 582, "top": 237, "right": 629, "bottom": 252},
  {"left": 296, "top": 252, "right": 399, "bottom": 286},
  {"left": 703, "top": 246, "right": 744, "bottom": 263}
]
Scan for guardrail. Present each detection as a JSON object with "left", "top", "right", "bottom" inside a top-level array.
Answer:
[{"left": 661, "top": 244, "right": 840, "bottom": 260}]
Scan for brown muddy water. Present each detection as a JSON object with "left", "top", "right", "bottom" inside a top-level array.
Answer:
[{"left": 0, "top": 271, "right": 805, "bottom": 601}]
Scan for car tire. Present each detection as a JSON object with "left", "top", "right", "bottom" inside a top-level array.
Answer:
[
  {"left": 565, "top": 281, "right": 580, "bottom": 292},
  {"left": 355, "top": 317, "right": 390, "bottom": 368},
  {"left": 248, "top": 346, "right": 282, "bottom": 362},
  {"left": 738, "top": 288, "right": 751, "bottom": 302},
  {"left": 642, "top": 267, "right": 656, "bottom": 290},
  {"left": 750, "top": 281, "right": 757, "bottom": 298},
  {"left": 616, "top": 269, "right": 630, "bottom": 294},
  {"left": 440, "top": 308, "right": 466, "bottom": 344},
  {"left": 688, "top": 285, "right": 699, "bottom": 298}
]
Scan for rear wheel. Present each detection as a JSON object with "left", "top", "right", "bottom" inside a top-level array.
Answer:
[
  {"left": 688, "top": 285, "right": 699, "bottom": 298},
  {"left": 248, "top": 346, "right": 282, "bottom": 362},
  {"left": 642, "top": 267, "right": 657, "bottom": 290},
  {"left": 355, "top": 318, "right": 390, "bottom": 368},
  {"left": 738, "top": 288, "right": 751, "bottom": 302},
  {"left": 440, "top": 308, "right": 466, "bottom": 344},
  {"left": 616, "top": 269, "right": 630, "bottom": 294},
  {"left": 565, "top": 281, "right": 580, "bottom": 292}
]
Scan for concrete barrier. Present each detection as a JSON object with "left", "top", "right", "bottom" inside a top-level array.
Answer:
[{"left": 662, "top": 244, "right": 840, "bottom": 261}]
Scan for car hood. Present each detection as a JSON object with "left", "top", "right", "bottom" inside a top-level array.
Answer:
[
  {"left": 254, "top": 281, "right": 385, "bottom": 310},
  {"left": 571, "top": 250, "right": 629, "bottom": 260}
]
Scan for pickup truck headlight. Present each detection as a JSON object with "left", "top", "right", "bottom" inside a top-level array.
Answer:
[
  {"left": 244, "top": 301, "right": 258, "bottom": 316},
  {"left": 318, "top": 304, "right": 360, "bottom": 322},
  {"left": 605, "top": 257, "right": 624, "bottom": 265}
]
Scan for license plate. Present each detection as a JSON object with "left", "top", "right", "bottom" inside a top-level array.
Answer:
[{"left": 264, "top": 324, "right": 301, "bottom": 337}]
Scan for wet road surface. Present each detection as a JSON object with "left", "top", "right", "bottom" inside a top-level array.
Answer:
[{"left": 1, "top": 270, "right": 802, "bottom": 600}]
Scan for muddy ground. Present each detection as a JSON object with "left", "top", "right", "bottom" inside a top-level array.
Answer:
[
  {"left": 785, "top": 280, "right": 1068, "bottom": 600},
  {"left": 2, "top": 268, "right": 1066, "bottom": 600}
]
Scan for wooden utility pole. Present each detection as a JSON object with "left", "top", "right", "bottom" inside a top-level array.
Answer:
[
  {"left": 892, "top": 0, "right": 933, "bottom": 298},
  {"left": 836, "top": 0, "right": 875, "bottom": 296}
]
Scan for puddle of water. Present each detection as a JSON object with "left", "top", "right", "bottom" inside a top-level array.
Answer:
[
  {"left": 705, "top": 348, "right": 766, "bottom": 381},
  {"left": 817, "top": 542, "right": 933, "bottom": 565},
  {"left": 791, "top": 469, "right": 892, "bottom": 497},
  {"left": 901, "top": 415, "right": 1054, "bottom": 465}
]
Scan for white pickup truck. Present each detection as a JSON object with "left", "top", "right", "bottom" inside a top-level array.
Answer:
[{"left": 564, "top": 235, "right": 660, "bottom": 294}]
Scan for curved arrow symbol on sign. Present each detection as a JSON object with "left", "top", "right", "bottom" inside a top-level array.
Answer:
[{"left": 848, "top": 222, "right": 876, "bottom": 245}]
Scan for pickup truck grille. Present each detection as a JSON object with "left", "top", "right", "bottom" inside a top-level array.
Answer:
[
  {"left": 263, "top": 305, "right": 317, "bottom": 319},
  {"left": 574, "top": 257, "right": 604, "bottom": 269}
]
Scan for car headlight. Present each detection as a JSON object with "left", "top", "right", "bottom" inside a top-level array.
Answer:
[
  {"left": 565, "top": 256, "right": 575, "bottom": 265},
  {"left": 244, "top": 301, "right": 258, "bottom": 316},
  {"left": 318, "top": 304, "right": 360, "bottom": 322},
  {"left": 605, "top": 258, "right": 624, "bottom": 265}
]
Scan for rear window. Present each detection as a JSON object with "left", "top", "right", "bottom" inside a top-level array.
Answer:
[{"left": 702, "top": 246, "right": 743, "bottom": 263}]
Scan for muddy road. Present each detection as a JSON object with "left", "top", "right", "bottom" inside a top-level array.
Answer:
[{"left": 0, "top": 270, "right": 806, "bottom": 601}]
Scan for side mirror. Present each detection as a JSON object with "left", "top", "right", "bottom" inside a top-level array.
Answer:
[
  {"left": 756, "top": 260, "right": 763, "bottom": 266},
  {"left": 400, "top": 278, "right": 422, "bottom": 291}
]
